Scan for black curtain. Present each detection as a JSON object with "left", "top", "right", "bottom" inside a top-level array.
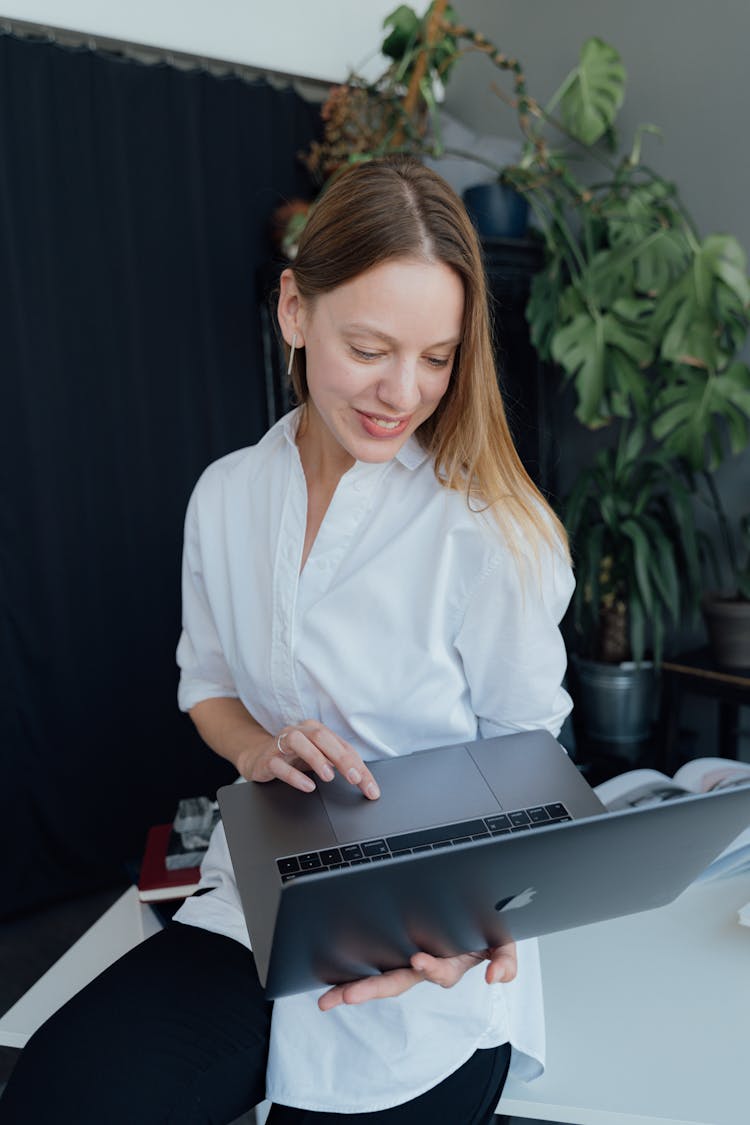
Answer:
[{"left": 0, "top": 32, "right": 319, "bottom": 917}]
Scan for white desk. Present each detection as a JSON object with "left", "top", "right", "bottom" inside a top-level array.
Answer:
[
  {"left": 497, "top": 874, "right": 750, "bottom": 1125},
  {"left": 0, "top": 886, "right": 162, "bottom": 1049}
]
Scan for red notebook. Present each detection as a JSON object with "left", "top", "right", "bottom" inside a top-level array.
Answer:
[{"left": 138, "top": 823, "right": 202, "bottom": 902}]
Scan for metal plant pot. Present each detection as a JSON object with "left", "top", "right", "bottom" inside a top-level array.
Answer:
[
  {"left": 570, "top": 655, "right": 657, "bottom": 745},
  {"left": 702, "top": 592, "right": 750, "bottom": 668}
]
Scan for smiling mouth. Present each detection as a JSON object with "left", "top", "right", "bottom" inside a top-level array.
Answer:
[{"left": 358, "top": 410, "right": 411, "bottom": 431}]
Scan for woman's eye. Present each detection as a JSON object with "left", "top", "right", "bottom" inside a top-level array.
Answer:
[
  {"left": 351, "top": 346, "right": 382, "bottom": 361},
  {"left": 425, "top": 355, "right": 451, "bottom": 369}
]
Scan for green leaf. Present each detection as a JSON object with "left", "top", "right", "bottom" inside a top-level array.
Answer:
[
  {"left": 652, "top": 237, "right": 750, "bottom": 370},
  {"left": 551, "top": 313, "right": 607, "bottom": 425},
  {"left": 622, "top": 518, "right": 654, "bottom": 615},
  {"left": 560, "top": 38, "right": 626, "bottom": 146},
  {"left": 702, "top": 234, "right": 750, "bottom": 306},
  {"left": 550, "top": 305, "right": 653, "bottom": 427},
  {"left": 652, "top": 363, "right": 750, "bottom": 469},
  {"left": 381, "top": 5, "right": 420, "bottom": 61}
]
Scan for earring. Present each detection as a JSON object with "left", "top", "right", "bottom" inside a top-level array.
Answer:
[{"left": 287, "top": 332, "right": 297, "bottom": 378}]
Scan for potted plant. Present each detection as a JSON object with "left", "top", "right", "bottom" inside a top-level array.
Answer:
[
  {"left": 563, "top": 424, "right": 702, "bottom": 745},
  {"left": 492, "top": 37, "right": 750, "bottom": 744}
]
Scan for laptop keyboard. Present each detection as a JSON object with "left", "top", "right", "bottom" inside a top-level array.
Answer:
[{"left": 276, "top": 803, "right": 572, "bottom": 883}]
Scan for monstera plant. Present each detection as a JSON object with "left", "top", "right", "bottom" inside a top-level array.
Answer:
[{"left": 498, "top": 37, "right": 750, "bottom": 745}]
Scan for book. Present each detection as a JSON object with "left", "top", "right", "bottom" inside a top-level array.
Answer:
[
  {"left": 137, "top": 823, "right": 202, "bottom": 902},
  {"left": 594, "top": 758, "right": 750, "bottom": 884}
]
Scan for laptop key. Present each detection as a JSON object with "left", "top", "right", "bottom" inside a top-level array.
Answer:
[
  {"left": 370, "top": 854, "right": 389, "bottom": 862},
  {"left": 327, "top": 861, "right": 350, "bottom": 869},
  {"left": 511, "top": 824, "right": 531, "bottom": 832},
  {"left": 362, "top": 839, "right": 388, "bottom": 857},
  {"left": 432, "top": 840, "right": 454, "bottom": 849},
  {"left": 349, "top": 857, "right": 371, "bottom": 865},
  {"left": 471, "top": 832, "right": 491, "bottom": 840},
  {"left": 277, "top": 857, "right": 300, "bottom": 875},
  {"left": 341, "top": 844, "right": 363, "bottom": 861},
  {"left": 545, "top": 803, "right": 568, "bottom": 818},
  {"left": 413, "top": 844, "right": 433, "bottom": 853},
  {"left": 299, "top": 854, "right": 323, "bottom": 869},
  {"left": 451, "top": 836, "right": 472, "bottom": 845},
  {"left": 485, "top": 815, "right": 510, "bottom": 831},
  {"left": 509, "top": 810, "right": 530, "bottom": 826},
  {"left": 491, "top": 827, "right": 511, "bottom": 836},
  {"left": 320, "top": 848, "right": 343, "bottom": 865},
  {"left": 528, "top": 807, "right": 551, "bottom": 823},
  {"left": 392, "top": 849, "right": 412, "bottom": 857}
]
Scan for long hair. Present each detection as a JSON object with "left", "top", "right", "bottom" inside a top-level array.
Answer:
[{"left": 286, "top": 156, "right": 568, "bottom": 562}]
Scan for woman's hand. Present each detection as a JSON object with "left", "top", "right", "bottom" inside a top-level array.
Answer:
[
  {"left": 318, "top": 940, "right": 517, "bottom": 1011},
  {"left": 240, "top": 719, "right": 381, "bottom": 801}
]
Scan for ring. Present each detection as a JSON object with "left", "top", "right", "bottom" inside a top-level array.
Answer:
[{"left": 276, "top": 731, "right": 293, "bottom": 757}]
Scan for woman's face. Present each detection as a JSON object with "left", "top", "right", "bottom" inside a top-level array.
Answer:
[{"left": 283, "top": 257, "right": 464, "bottom": 471}]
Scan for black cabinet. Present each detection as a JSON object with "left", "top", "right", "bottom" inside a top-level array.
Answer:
[{"left": 482, "top": 237, "right": 554, "bottom": 495}]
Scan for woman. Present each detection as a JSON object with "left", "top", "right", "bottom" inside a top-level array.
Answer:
[{"left": 0, "top": 156, "right": 573, "bottom": 1124}]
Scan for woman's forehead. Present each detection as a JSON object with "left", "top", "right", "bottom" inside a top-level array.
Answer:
[{"left": 311, "top": 258, "right": 465, "bottom": 341}]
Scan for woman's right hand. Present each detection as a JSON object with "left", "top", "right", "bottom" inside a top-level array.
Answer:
[{"left": 239, "top": 720, "right": 381, "bottom": 801}]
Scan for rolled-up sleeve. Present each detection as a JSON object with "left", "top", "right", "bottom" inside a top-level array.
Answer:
[
  {"left": 176, "top": 486, "right": 238, "bottom": 712},
  {"left": 455, "top": 541, "right": 574, "bottom": 738}
]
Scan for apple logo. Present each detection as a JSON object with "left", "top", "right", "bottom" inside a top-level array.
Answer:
[{"left": 495, "top": 887, "right": 537, "bottom": 912}]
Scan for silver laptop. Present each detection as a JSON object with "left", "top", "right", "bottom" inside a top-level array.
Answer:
[{"left": 217, "top": 730, "right": 750, "bottom": 998}]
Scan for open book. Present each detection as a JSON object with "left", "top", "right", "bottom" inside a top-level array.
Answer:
[{"left": 594, "top": 758, "right": 750, "bottom": 885}]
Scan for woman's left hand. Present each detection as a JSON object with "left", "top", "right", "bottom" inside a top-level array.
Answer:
[{"left": 318, "top": 940, "right": 517, "bottom": 1011}]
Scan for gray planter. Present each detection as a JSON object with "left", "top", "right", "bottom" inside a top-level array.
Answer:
[
  {"left": 702, "top": 592, "right": 750, "bottom": 668},
  {"left": 570, "top": 656, "right": 657, "bottom": 745}
]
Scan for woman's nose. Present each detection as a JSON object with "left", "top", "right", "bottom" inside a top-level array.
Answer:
[{"left": 377, "top": 359, "right": 421, "bottom": 412}]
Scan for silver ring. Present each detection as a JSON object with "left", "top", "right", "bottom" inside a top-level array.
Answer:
[{"left": 276, "top": 731, "right": 292, "bottom": 757}]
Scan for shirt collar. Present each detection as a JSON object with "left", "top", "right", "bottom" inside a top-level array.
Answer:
[{"left": 280, "top": 407, "right": 429, "bottom": 472}]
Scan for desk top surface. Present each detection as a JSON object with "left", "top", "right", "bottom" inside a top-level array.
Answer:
[{"left": 499, "top": 873, "right": 750, "bottom": 1124}]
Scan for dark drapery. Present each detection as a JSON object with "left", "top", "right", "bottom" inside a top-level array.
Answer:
[{"left": 0, "top": 32, "right": 319, "bottom": 916}]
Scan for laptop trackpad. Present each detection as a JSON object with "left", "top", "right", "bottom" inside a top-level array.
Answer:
[{"left": 320, "top": 745, "right": 501, "bottom": 842}]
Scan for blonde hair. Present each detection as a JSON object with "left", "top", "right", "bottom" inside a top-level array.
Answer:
[{"left": 287, "top": 156, "right": 569, "bottom": 563}]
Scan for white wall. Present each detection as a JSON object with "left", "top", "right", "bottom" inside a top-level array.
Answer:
[{"left": 0, "top": 0, "right": 399, "bottom": 81}]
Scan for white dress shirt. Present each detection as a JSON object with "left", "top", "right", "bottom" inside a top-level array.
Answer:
[{"left": 174, "top": 408, "right": 574, "bottom": 1113}]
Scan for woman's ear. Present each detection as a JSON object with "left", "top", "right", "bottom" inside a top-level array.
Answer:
[{"left": 277, "top": 268, "right": 306, "bottom": 347}]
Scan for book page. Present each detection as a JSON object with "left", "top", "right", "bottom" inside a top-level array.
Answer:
[
  {"left": 593, "top": 769, "right": 689, "bottom": 812},
  {"left": 672, "top": 757, "right": 750, "bottom": 794}
]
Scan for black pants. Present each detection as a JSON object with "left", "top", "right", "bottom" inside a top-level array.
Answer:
[{"left": 0, "top": 922, "right": 512, "bottom": 1125}]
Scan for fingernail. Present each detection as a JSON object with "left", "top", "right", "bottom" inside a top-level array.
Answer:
[
  {"left": 347, "top": 768, "right": 362, "bottom": 785},
  {"left": 321, "top": 765, "right": 334, "bottom": 781},
  {"left": 366, "top": 782, "right": 380, "bottom": 799},
  {"left": 301, "top": 777, "right": 316, "bottom": 792}
]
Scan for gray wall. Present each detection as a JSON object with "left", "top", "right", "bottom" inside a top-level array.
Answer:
[{"left": 445, "top": 0, "right": 750, "bottom": 754}]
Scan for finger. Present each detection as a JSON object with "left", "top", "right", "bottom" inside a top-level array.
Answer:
[
  {"left": 302, "top": 726, "right": 380, "bottom": 800},
  {"left": 279, "top": 728, "right": 338, "bottom": 785},
  {"left": 410, "top": 951, "right": 483, "bottom": 988},
  {"left": 266, "top": 752, "right": 317, "bottom": 794},
  {"left": 486, "top": 941, "right": 518, "bottom": 984},
  {"left": 285, "top": 723, "right": 380, "bottom": 800},
  {"left": 318, "top": 967, "right": 422, "bottom": 1011}
]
